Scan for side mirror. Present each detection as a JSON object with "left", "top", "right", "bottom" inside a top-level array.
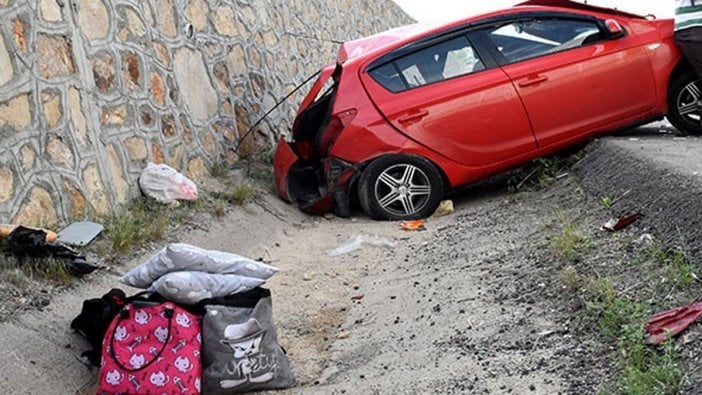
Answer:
[{"left": 604, "top": 19, "right": 626, "bottom": 39}]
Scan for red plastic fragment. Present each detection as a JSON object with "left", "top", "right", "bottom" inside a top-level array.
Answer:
[
  {"left": 351, "top": 295, "right": 365, "bottom": 301},
  {"left": 603, "top": 213, "right": 644, "bottom": 232},
  {"left": 644, "top": 301, "right": 702, "bottom": 345}
]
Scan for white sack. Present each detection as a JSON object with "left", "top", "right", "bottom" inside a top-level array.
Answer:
[{"left": 121, "top": 243, "right": 279, "bottom": 288}]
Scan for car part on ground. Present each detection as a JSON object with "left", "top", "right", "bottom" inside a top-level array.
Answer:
[{"left": 645, "top": 301, "right": 702, "bottom": 345}]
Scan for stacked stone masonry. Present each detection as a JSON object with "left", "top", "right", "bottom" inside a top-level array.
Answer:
[{"left": 0, "top": 0, "right": 413, "bottom": 225}]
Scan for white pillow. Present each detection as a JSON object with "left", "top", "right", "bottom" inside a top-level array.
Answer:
[
  {"left": 121, "top": 243, "right": 279, "bottom": 288},
  {"left": 149, "top": 271, "right": 265, "bottom": 304}
]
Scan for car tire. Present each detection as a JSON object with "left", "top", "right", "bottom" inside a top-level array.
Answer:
[
  {"left": 667, "top": 71, "right": 702, "bottom": 135},
  {"left": 358, "top": 155, "right": 444, "bottom": 220}
]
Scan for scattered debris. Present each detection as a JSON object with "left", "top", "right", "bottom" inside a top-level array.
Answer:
[
  {"left": 56, "top": 221, "right": 104, "bottom": 247},
  {"left": 602, "top": 213, "right": 644, "bottom": 232},
  {"left": 432, "top": 200, "right": 455, "bottom": 218},
  {"left": 645, "top": 301, "right": 702, "bottom": 345},
  {"left": 2, "top": 226, "right": 99, "bottom": 276},
  {"left": 1, "top": 224, "right": 57, "bottom": 243},
  {"left": 138, "top": 162, "right": 198, "bottom": 204},
  {"left": 400, "top": 220, "right": 426, "bottom": 231},
  {"left": 351, "top": 295, "right": 365, "bottom": 301},
  {"left": 636, "top": 233, "right": 655, "bottom": 245},
  {"left": 328, "top": 234, "right": 396, "bottom": 257}
]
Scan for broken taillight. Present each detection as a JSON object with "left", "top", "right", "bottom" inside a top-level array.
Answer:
[{"left": 319, "top": 109, "right": 357, "bottom": 154}]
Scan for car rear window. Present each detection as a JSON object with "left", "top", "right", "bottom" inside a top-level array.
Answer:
[{"left": 369, "top": 35, "right": 485, "bottom": 93}]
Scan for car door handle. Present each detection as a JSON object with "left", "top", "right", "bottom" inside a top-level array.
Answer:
[
  {"left": 518, "top": 75, "right": 548, "bottom": 87},
  {"left": 398, "top": 110, "right": 429, "bottom": 123}
]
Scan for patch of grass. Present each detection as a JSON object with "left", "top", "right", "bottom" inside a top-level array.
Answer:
[
  {"left": 0, "top": 267, "right": 29, "bottom": 288},
  {"left": 210, "top": 160, "right": 230, "bottom": 179},
  {"left": 217, "top": 183, "right": 258, "bottom": 205},
  {"left": 510, "top": 157, "right": 563, "bottom": 190},
  {"left": 212, "top": 201, "right": 227, "bottom": 218},
  {"left": 102, "top": 199, "right": 170, "bottom": 253},
  {"left": 586, "top": 278, "right": 648, "bottom": 339},
  {"left": 552, "top": 223, "right": 592, "bottom": 262},
  {"left": 619, "top": 338, "right": 684, "bottom": 395},
  {"left": 508, "top": 146, "right": 590, "bottom": 191},
  {"left": 646, "top": 245, "right": 698, "bottom": 289},
  {"left": 0, "top": 256, "right": 71, "bottom": 285},
  {"left": 583, "top": 277, "right": 687, "bottom": 394},
  {"left": 25, "top": 257, "right": 72, "bottom": 284},
  {"left": 558, "top": 265, "right": 581, "bottom": 291},
  {"left": 600, "top": 195, "right": 614, "bottom": 209}
]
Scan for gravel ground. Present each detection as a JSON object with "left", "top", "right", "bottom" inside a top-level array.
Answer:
[{"left": 0, "top": 133, "right": 701, "bottom": 394}]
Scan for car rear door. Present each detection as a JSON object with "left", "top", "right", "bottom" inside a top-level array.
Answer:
[
  {"left": 360, "top": 33, "right": 537, "bottom": 169},
  {"left": 478, "top": 15, "right": 658, "bottom": 148}
]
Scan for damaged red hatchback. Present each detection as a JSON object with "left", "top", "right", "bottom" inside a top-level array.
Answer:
[{"left": 275, "top": 0, "right": 699, "bottom": 220}]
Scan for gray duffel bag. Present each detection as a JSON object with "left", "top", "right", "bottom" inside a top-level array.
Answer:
[{"left": 202, "top": 288, "right": 295, "bottom": 394}]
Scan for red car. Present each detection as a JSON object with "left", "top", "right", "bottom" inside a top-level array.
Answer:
[{"left": 274, "top": 0, "right": 699, "bottom": 220}]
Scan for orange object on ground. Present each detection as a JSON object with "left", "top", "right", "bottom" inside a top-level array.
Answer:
[
  {"left": 0, "top": 224, "right": 58, "bottom": 243},
  {"left": 400, "top": 220, "right": 425, "bottom": 231}
]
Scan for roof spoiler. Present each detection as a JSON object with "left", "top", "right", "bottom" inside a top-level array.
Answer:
[{"left": 516, "top": 0, "right": 647, "bottom": 19}]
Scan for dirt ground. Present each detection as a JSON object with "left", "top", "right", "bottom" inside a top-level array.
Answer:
[{"left": 0, "top": 132, "right": 701, "bottom": 394}]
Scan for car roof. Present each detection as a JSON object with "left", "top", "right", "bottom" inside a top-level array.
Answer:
[
  {"left": 338, "top": 1, "right": 645, "bottom": 64},
  {"left": 517, "top": 0, "right": 646, "bottom": 20}
]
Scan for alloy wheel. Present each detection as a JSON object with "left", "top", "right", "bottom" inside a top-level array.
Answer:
[
  {"left": 677, "top": 80, "right": 702, "bottom": 125},
  {"left": 373, "top": 163, "right": 432, "bottom": 217}
]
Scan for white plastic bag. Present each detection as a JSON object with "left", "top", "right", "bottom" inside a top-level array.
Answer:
[
  {"left": 138, "top": 163, "right": 198, "bottom": 204},
  {"left": 328, "top": 234, "right": 396, "bottom": 257},
  {"left": 121, "top": 243, "right": 280, "bottom": 288}
]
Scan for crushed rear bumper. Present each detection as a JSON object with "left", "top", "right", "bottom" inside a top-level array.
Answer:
[{"left": 273, "top": 137, "right": 357, "bottom": 216}]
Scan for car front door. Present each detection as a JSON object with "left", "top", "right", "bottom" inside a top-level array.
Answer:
[
  {"left": 361, "top": 34, "right": 538, "bottom": 169},
  {"left": 479, "top": 15, "right": 658, "bottom": 148}
]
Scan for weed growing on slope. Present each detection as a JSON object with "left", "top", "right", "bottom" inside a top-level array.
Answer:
[
  {"left": 599, "top": 195, "right": 614, "bottom": 209},
  {"left": 0, "top": 255, "right": 71, "bottom": 285},
  {"left": 646, "top": 245, "right": 698, "bottom": 290},
  {"left": 583, "top": 277, "right": 686, "bottom": 394},
  {"left": 216, "top": 183, "right": 258, "bottom": 205},
  {"left": 552, "top": 223, "right": 592, "bottom": 262}
]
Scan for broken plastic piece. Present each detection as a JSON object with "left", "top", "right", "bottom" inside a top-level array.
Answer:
[
  {"left": 400, "top": 220, "right": 426, "bottom": 231},
  {"left": 57, "top": 221, "right": 104, "bottom": 247},
  {"left": 328, "top": 234, "right": 396, "bottom": 257},
  {"left": 351, "top": 295, "right": 364, "bottom": 301},
  {"left": 602, "top": 213, "right": 644, "bottom": 232},
  {"left": 645, "top": 301, "right": 702, "bottom": 345},
  {"left": 432, "top": 200, "right": 455, "bottom": 218}
]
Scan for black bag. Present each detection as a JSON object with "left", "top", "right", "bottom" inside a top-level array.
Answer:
[
  {"left": 71, "top": 288, "right": 128, "bottom": 366},
  {"left": 71, "top": 289, "right": 164, "bottom": 366}
]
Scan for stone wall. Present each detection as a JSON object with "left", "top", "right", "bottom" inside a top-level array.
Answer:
[{"left": 0, "top": 0, "right": 413, "bottom": 226}]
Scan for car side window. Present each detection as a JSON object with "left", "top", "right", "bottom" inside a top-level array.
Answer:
[
  {"left": 369, "top": 35, "right": 485, "bottom": 93},
  {"left": 486, "top": 18, "right": 603, "bottom": 64}
]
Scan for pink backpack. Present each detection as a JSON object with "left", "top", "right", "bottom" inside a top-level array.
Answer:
[{"left": 97, "top": 302, "right": 202, "bottom": 394}]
